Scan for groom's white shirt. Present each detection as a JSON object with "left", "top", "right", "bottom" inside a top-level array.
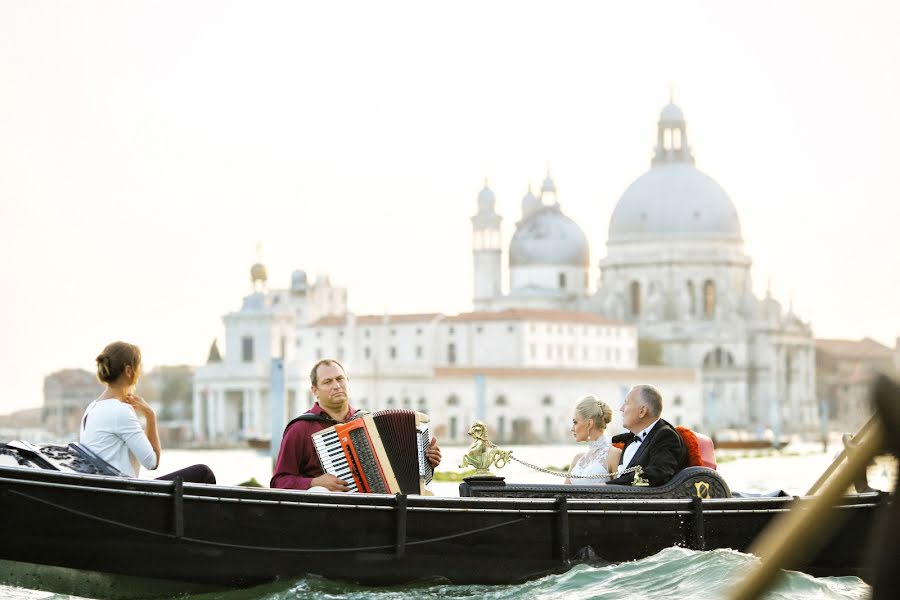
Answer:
[{"left": 622, "top": 418, "right": 660, "bottom": 467}]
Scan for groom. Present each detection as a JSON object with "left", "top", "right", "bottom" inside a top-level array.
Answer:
[{"left": 607, "top": 384, "right": 687, "bottom": 486}]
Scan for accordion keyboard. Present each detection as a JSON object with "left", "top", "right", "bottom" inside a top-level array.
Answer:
[{"left": 311, "top": 428, "right": 359, "bottom": 493}]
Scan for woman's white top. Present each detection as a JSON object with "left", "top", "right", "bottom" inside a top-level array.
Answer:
[
  {"left": 79, "top": 399, "right": 157, "bottom": 477},
  {"left": 569, "top": 437, "right": 612, "bottom": 484}
]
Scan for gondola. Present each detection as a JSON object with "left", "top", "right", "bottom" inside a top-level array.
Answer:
[{"left": 0, "top": 440, "right": 890, "bottom": 599}]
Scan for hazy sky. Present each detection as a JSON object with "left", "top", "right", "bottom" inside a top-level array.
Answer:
[{"left": 1, "top": 1, "right": 899, "bottom": 414}]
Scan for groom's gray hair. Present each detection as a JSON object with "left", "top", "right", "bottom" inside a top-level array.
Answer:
[{"left": 631, "top": 384, "right": 663, "bottom": 418}]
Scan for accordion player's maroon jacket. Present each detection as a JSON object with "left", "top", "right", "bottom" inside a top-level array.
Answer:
[{"left": 270, "top": 403, "right": 358, "bottom": 490}]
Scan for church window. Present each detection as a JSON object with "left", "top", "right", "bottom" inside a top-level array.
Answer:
[
  {"left": 241, "top": 337, "right": 254, "bottom": 363},
  {"left": 417, "top": 397, "right": 427, "bottom": 410},
  {"left": 558, "top": 272, "right": 566, "bottom": 289},
  {"left": 542, "top": 395, "right": 553, "bottom": 406},
  {"left": 447, "top": 395, "right": 460, "bottom": 407},
  {"left": 674, "top": 395, "right": 683, "bottom": 407},
  {"left": 703, "top": 280, "right": 716, "bottom": 317},
  {"left": 450, "top": 416, "right": 458, "bottom": 440},
  {"left": 403, "top": 397, "right": 411, "bottom": 408},
  {"left": 447, "top": 343, "right": 457, "bottom": 364},
  {"left": 387, "top": 397, "right": 395, "bottom": 407},
  {"left": 449, "top": 326, "right": 455, "bottom": 335},
  {"left": 416, "top": 328, "right": 422, "bottom": 335},
  {"left": 364, "top": 346, "right": 371, "bottom": 359},
  {"left": 495, "top": 395, "right": 507, "bottom": 406},
  {"left": 416, "top": 345, "right": 423, "bottom": 359},
  {"left": 389, "top": 346, "right": 397, "bottom": 360},
  {"left": 507, "top": 325, "right": 514, "bottom": 333},
  {"left": 365, "top": 329, "right": 370, "bottom": 338},
  {"left": 497, "top": 416, "right": 506, "bottom": 441},
  {"left": 630, "top": 281, "right": 641, "bottom": 316},
  {"left": 476, "top": 326, "right": 483, "bottom": 334},
  {"left": 390, "top": 329, "right": 396, "bottom": 336}
]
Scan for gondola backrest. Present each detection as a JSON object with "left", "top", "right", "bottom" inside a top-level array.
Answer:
[{"left": 676, "top": 427, "right": 717, "bottom": 470}]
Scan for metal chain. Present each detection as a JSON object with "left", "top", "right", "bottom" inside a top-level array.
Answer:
[{"left": 490, "top": 444, "right": 641, "bottom": 480}]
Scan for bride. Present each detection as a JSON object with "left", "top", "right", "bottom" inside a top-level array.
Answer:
[{"left": 565, "top": 394, "right": 622, "bottom": 484}]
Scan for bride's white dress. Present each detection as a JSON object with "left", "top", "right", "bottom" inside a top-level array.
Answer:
[{"left": 569, "top": 437, "right": 612, "bottom": 484}]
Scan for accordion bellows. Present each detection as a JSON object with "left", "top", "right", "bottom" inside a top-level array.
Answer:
[{"left": 312, "top": 409, "right": 434, "bottom": 495}]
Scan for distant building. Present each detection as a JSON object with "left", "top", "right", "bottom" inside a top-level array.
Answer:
[
  {"left": 193, "top": 97, "right": 817, "bottom": 444},
  {"left": 42, "top": 369, "right": 101, "bottom": 439},
  {"left": 41, "top": 366, "right": 197, "bottom": 446},
  {"left": 816, "top": 337, "right": 897, "bottom": 432}
]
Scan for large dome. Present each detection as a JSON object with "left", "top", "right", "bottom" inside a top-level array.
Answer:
[
  {"left": 510, "top": 205, "right": 589, "bottom": 267},
  {"left": 608, "top": 163, "right": 742, "bottom": 242},
  {"left": 608, "top": 100, "right": 742, "bottom": 243}
]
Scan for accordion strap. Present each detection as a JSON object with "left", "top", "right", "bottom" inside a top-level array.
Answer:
[{"left": 284, "top": 409, "right": 369, "bottom": 433}]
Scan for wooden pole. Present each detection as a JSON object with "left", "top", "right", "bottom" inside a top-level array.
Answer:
[
  {"left": 728, "top": 421, "right": 885, "bottom": 600},
  {"left": 805, "top": 414, "right": 879, "bottom": 496}
]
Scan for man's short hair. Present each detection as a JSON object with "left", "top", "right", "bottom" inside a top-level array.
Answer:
[
  {"left": 632, "top": 384, "right": 663, "bottom": 418},
  {"left": 310, "top": 359, "right": 346, "bottom": 387}
]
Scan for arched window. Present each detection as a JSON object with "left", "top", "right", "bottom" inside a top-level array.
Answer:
[
  {"left": 446, "top": 395, "right": 459, "bottom": 407},
  {"left": 447, "top": 343, "right": 456, "bottom": 364},
  {"left": 558, "top": 272, "right": 566, "bottom": 289},
  {"left": 630, "top": 281, "right": 641, "bottom": 316},
  {"left": 703, "top": 280, "right": 716, "bottom": 317},
  {"left": 542, "top": 395, "right": 553, "bottom": 406},
  {"left": 495, "top": 395, "right": 507, "bottom": 406}
]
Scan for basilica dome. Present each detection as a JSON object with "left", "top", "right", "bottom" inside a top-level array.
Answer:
[
  {"left": 608, "top": 102, "right": 742, "bottom": 243},
  {"left": 609, "top": 163, "right": 742, "bottom": 241},
  {"left": 510, "top": 205, "right": 589, "bottom": 267}
]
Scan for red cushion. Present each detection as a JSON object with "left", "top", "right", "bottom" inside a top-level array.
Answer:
[{"left": 676, "top": 426, "right": 717, "bottom": 470}]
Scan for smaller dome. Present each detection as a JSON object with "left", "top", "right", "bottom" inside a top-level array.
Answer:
[
  {"left": 250, "top": 262, "right": 267, "bottom": 283},
  {"left": 541, "top": 175, "right": 556, "bottom": 194},
  {"left": 291, "top": 270, "right": 308, "bottom": 291},
  {"left": 510, "top": 205, "right": 589, "bottom": 267},
  {"left": 478, "top": 184, "right": 495, "bottom": 204},
  {"left": 521, "top": 185, "right": 541, "bottom": 216},
  {"left": 477, "top": 180, "right": 496, "bottom": 213},
  {"left": 660, "top": 102, "right": 684, "bottom": 123}
]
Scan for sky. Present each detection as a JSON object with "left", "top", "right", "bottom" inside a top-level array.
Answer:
[{"left": 1, "top": 1, "right": 899, "bottom": 415}]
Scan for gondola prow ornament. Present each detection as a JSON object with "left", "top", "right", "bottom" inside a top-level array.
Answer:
[{"left": 459, "top": 421, "right": 512, "bottom": 476}]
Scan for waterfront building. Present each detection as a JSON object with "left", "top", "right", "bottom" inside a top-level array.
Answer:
[
  {"left": 193, "top": 98, "right": 816, "bottom": 444},
  {"left": 816, "top": 337, "right": 897, "bottom": 432},
  {"left": 42, "top": 369, "right": 100, "bottom": 438}
]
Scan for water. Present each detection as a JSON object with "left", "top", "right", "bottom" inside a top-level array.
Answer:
[
  {"left": 3, "top": 445, "right": 894, "bottom": 599},
  {"left": 0, "top": 548, "right": 872, "bottom": 600}
]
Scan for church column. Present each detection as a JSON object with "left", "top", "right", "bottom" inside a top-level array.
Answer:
[
  {"left": 242, "top": 390, "right": 251, "bottom": 438},
  {"left": 216, "top": 390, "right": 226, "bottom": 441},
  {"left": 192, "top": 387, "right": 203, "bottom": 439},
  {"left": 205, "top": 388, "right": 217, "bottom": 443}
]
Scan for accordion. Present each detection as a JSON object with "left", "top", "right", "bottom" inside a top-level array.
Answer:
[{"left": 312, "top": 409, "right": 434, "bottom": 495}]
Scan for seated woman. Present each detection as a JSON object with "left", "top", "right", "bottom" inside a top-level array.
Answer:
[
  {"left": 565, "top": 394, "right": 622, "bottom": 484},
  {"left": 80, "top": 341, "right": 216, "bottom": 484}
]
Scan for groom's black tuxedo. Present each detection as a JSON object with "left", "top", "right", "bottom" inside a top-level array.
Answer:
[{"left": 608, "top": 418, "right": 687, "bottom": 486}]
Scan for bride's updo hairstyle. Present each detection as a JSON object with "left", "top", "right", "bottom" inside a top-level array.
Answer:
[
  {"left": 575, "top": 394, "right": 614, "bottom": 433},
  {"left": 96, "top": 341, "right": 142, "bottom": 385}
]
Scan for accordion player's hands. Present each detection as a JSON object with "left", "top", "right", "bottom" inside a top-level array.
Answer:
[
  {"left": 426, "top": 436, "right": 442, "bottom": 468},
  {"left": 310, "top": 474, "right": 351, "bottom": 492}
]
